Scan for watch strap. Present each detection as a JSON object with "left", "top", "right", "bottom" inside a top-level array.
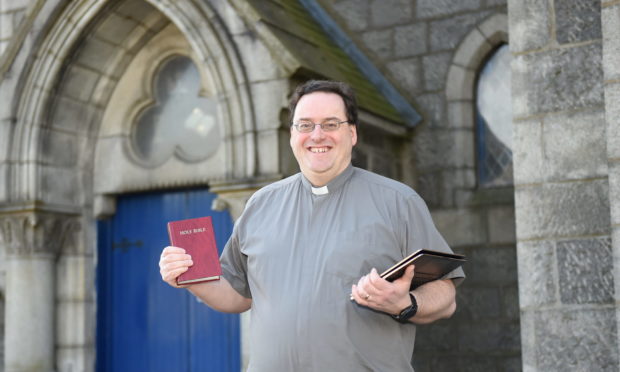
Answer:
[{"left": 391, "top": 293, "right": 418, "bottom": 323}]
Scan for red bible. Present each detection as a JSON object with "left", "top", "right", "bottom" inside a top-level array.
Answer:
[{"left": 167, "top": 216, "right": 222, "bottom": 285}]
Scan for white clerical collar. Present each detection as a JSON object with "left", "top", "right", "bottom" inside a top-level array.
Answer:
[{"left": 311, "top": 185, "right": 329, "bottom": 195}]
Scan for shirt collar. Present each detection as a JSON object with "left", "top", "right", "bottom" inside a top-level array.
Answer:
[{"left": 301, "top": 164, "right": 355, "bottom": 196}]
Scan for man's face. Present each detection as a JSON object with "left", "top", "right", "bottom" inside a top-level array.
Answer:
[{"left": 290, "top": 91, "right": 357, "bottom": 186}]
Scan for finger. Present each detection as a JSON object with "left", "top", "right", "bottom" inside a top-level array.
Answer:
[
  {"left": 393, "top": 265, "right": 415, "bottom": 288},
  {"left": 367, "top": 268, "right": 386, "bottom": 290},
  {"left": 162, "top": 266, "right": 189, "bottom": 285},
  {"left": 162, "top": 259, "right": 193, "bottom": 274},
  {"left": 160, "top": 252, "right": 193, "bottom": 267},
  {"left": 352, "top": 281, "right": 371, "bottom": 302},
  {"left": 162, "top": 246, "right": 186, "bottom": 255}
]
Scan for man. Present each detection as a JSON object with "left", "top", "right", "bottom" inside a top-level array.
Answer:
[{"left": 160, "top": 80, "right": 464, "bottom": 371}]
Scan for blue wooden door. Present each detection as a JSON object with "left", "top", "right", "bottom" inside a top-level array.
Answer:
[{"left": 96, "top": 189, "right": 240, "bottom": 372}]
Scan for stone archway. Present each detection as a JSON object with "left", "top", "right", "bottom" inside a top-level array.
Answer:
[{"left": 2, "top": 1, "right": 260, "bottom": 371}]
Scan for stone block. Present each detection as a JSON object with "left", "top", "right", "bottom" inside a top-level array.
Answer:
[
  {"left": 447, "top": 129, "right": 476, "bottom": 168},
  {"left": 533, "top": 308, "right": 618, "bottom": 371},
  {"left": 416, "top": 92, "right": 446, "bottom": 127},
  {"left": 557, "top": 237, "right": 614, "bottom": 304},
  {"left": 95, "top": 12, "right": 140, "bottom": 46},
  {"left": 61, "top": 65, "right": 100, "bottom": 102},
  {"left": 602, "top": 5, "right": 620, "bottom": 80},
  {"left": 0, "top": 39, "right": 8, "bottom": 55},
  {"left": 0, "top": 0, "right": 28, "bottom": 12},
  {"left": 56, "top": 301, "right": 93, "bottom": 346},
  {"left": 0, "top": 12, "right": 14, "bottom": 39},
  {"left": 75, "top": 37, "right": 119, "bottom": 74},
  {"left": 361, "top": 29, "right": 393, "bottom": 60},
  {"left": 394, "top": 23, "right": 427, "bottom": 57},
  {"left": 51, "top": 96, "right": 99, "bottom": 134},
  {"left": 452, "top": 28, "right": 493, "bottom": 68},
  {"left": 91, "top": 75, "right": 116, "bottom": 108},
  {"left": 514, "top": 180, "right": 610, "bottom": 240},
  {"left": 417, "top": 0, "right": 481, "bottom": 18},
  {"left": 512, "top": 43, "right": 604, "bottom": 117},
  {"left": 516, "top": 240, "right": 557, "bottom": 308},
  {"left": 413, "top": 129, "right": 440, "bottom": 170},
  {"left": 0, "top": 163, "right": 7, "bottom": 202},
  {"left": 233, "top": 32, "right": 285, "bottom": 82},
  {"left": 467, "top": 245, "right": 517, "bottom": 284},
  {"left": 604, "top": 83, "right": 620, "bottom": 159},
  {"left": 39, "top": 129, "right": 78, "bottom": 167},
  {"left": 447, "top": 100, "right": 474, "bottom": 129},
  {"left": 614, "top": 227, "right": 620, "bottom": 288},
  {"left": 0, "top": 119, "right": 11, "bottom": 163},
  {"left": 115, "top": 0, "right": 156, "bottom": 20},
  {"left": 210, "top": 0, "right": 249, "bottom": 36},
  {"left": 488, "top": 206, "right": 516, "bottom": 244},
  {"left": 458, "top": 321, "right": 521, "bottom": 353},
  {"left": 386, "top": 57, "right": 423, "bottom": 95},
  {"left": 445, "top": 64, "right": 475, "bottom": 100},
  {"left": 477, "top": 13, "right": 508, "bottom": 45},
  {"left": 415, "top": 321, "right": 458, "bottom": 352},
  {"left": 507, "top": 0, "right": 551, "bottom": 53},
  {"left": 432, "top": 208, "right": 485, "bottom": 247},
  {"left": 250, "top": 79, "right": 288, "bottom": 131},
  {"left": 439, "top": 168, "right": 476, "bottom": 207},
  {"left": 454, "top": 285, "right": 501, "bottom": 321},
  {"left": 57, "top": 347, "right": 94, "bottom": 372},
  {"left": 610, "top": 161, "right": 620, "bottom": 225},
  {"left": 256, "top": 129, "right": 280, "bottom": 175},
  {"left": 519, "top": 310, "right": 536, "bottom": 371},
  {"left": 370, "top": 0, "right": 412, "bottom": 27},
  {"left": 422, "top": 52, "right": 451, "bottom": 91},
  {"left": 427, "top": 356, "right": 498, "bottom": 372},
  {"left": 513, "top": 118, "right": 543, "bottom": 185},
  {"left": 56, "top": 255, "right": 93, "bottom": 301},
  {"left": 330, "top": 0, "right": 370, "bottom": 32},
  {"left": 40, "top": 166, "right": 79, "bottom": 206},
  {"left": 416, "top": 171, "right": 441, "bottom": 207},
  {"left": 430, "top": 11, "right": 491, "bottom": 52},
  {"left": 502, "top": 285, "right": 520, "bottom": 319},
  {"left": 543, "top": 109, "right": 608, "bottom": 181},
  {"left": 555, "top": 0, "right": 601, "bottom": 44}
]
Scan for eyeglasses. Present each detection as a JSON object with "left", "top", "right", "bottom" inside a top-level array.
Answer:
[{"left": 292, "top": 120, "right": 350, "bottom": 133}]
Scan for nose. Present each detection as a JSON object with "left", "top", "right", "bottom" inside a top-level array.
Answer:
[{"left": 309, "top": 124, "right": 326, "bottom": 140}]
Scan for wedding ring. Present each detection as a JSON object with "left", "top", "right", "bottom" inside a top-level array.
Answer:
[{"left": 364, "top": 294, "right": 371, "bottom": 300}]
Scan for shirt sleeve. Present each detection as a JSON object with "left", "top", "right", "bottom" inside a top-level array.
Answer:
[
  {"left": 219, "top": 223, "right": 252, "bottom": 298},
  {"left": 404, "top": 193, "right": 466, "bottom": 286}
]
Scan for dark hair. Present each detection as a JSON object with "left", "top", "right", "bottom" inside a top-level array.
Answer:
[{"left": 289, "top": 80, "right": 358, "bottom": 126}]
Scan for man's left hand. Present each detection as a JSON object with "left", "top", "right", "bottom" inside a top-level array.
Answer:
[{"left": 351, "top": 265, "right": 415, "bottom": 315}]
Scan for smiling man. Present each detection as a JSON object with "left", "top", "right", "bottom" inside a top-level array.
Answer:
[{"left": 160, "top": 80, "right": 465, "bottom": 371}]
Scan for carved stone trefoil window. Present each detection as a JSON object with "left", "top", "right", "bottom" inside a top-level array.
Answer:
[{"left": 131, "top": 55, "right": 221, "bottom": 166}]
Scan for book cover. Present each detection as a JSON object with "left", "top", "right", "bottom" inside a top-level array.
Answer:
[
  {"left": 380, "top": 249, "right": 466, "bottom": 290},
  {"left": 167, "top": 216, "right": 222, "bottom": 285}
]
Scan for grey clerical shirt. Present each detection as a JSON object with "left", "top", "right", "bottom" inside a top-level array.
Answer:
[{"left": 220, "top": 164, "right": 465, "bottom": 372}]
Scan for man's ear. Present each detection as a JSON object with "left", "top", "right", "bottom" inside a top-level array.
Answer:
[{"left": 350, "top": 124, "right": 358, "bottom": 146}]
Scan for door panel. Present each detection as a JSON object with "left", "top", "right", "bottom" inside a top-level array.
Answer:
[{"left": 96, "top": 189, "right": 239, "bottom": 372}]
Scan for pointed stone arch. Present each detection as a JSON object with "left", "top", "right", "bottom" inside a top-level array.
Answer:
[{"left": 1, "top": 1, "right": 266, "bottom": 370}]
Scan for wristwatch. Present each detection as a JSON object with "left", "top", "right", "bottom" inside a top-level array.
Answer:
[{"left": 391, "top": 293, "right": 418, "bottom": 323}]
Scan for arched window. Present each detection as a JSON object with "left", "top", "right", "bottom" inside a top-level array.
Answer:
[
  {"left": 131, "top": 55, "right": 220, "bottom": 166},
  {"left": 475, "top": 44, "right": 513, "bottom": 187}
]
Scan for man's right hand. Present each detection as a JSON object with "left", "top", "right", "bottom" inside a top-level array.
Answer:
[{"left": 159, "top": 246, "right": 193, "bottom": 288}]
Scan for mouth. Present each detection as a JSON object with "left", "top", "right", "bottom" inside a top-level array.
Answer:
[{"left": 308, "top": 146, "right": 331, "bottom": 153}]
